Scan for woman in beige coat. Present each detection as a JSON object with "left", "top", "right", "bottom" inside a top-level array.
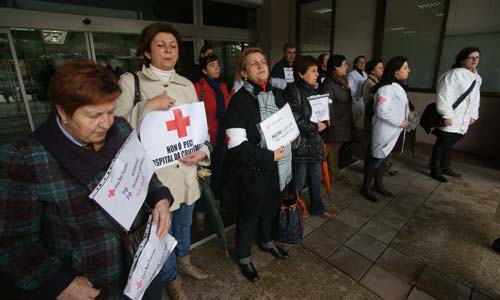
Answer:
[{"left": 115, "top": 22, "right": 210, "bottom": 300}]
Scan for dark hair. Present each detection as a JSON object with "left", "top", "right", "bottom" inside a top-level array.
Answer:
[
  {"left": 373, "top": 56, "right": 408, "bottom": 93},
  {"left": 294, "top": 55, "right": 317, "bottom": 82},
  {"left": 352, "top": 55, "right": 366, "bottom": 68},
  {"left": 365, "top": 59, "right": 383, "bottom": 75},
  {"left": 49, "top": 59, "right": 120, "bottom": 117},
  {"left": 326, "top": 54, "right": 347, "bottom": 74},
  {"left": 452, "top": 46, "right": 481, "bottom": 69},
  {"left": 200, "top": 54, "right": 218, "bottom": 70},
  {"left": 282, "top": 43, "right": 296, "bottom": 52},
  {"left": 136, "top": 22, "right": 181, "bottom": 67},
  {"left": 318, "top": 53, "right": 328, "bottom": 65},
  {"left": 199, "top": 44, "right": 214, "bottom": 59}
]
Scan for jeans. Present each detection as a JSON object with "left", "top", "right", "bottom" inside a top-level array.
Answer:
[
  {"left": 295, "top": 161, "right": 325, "bottom": 215},
  {"left": 158, "top": 202, "right": 195, "bottom": 281},
  {"left": 431, "top": 129, "right": 464, "bottom": 168}
]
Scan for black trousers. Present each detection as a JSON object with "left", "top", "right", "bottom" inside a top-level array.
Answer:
[
  {"left": 235, "top": 207, "right": 278, "bottom": 261},
  {"left": 430, "top": 129, "right": 464, "bottom": 168}
]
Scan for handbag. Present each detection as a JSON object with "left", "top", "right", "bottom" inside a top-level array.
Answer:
[
  {"left": 276, "top": 194, "right": 304, "bottom": 245},
  {"left": 420, "top": 80, "right": 476, "bottom": 134}
]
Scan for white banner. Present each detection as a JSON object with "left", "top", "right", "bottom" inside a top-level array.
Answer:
[
  {"left": 259, "top": 103, "right": 300, "bottom": 151},
  {"left": 308, "top": 94, "right": 330, "bottom": 122},
  {"left": 140, "top": 102, "right": 208, "bottom": 170},
  {"left": 89, "top": 131, "right": 155, "bottom": 231},
  {"left": 284, "top": 67, "right": 294, "bottom": 83}
]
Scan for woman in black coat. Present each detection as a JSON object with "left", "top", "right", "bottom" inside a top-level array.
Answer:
[
  {"left": 220, "top": 47, "right": 291, "bottom": 283},
  {"left": 319, "top": 54, "right": 353, "bottom": 182},
  {"left": 284, "top": 55, "right": 335, "bottom": 218}
]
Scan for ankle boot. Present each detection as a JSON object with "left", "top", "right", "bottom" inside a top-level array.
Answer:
[
  {"left": 177, "top": 255, "right": 209, "bottom": 280},
  {"left": 164, "top": 276, "right": 188, "bottom": 300},
  {"left": 430, "top": 161, "right": 448, "bottom": 182},
  {"left": 373, "top": 160, "right": 395, "bottom": 197},
  {"left": 360, "top": 162, "right": 378, "bottom": 202},
  {"left": 441, "top": 161, "right": 462, "bottom": 177}
]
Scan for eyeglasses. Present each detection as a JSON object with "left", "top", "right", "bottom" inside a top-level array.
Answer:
[{"left": 467, "top": 56, "right": 480, "bottom": 61}]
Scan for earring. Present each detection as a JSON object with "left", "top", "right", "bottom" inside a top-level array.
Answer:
[{"left": 63, "top": 120, "right": 68, "bottom": 125}]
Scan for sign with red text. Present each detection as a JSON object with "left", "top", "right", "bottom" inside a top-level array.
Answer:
[
  {"left": 89, "top": 131, "right": 155, "bottom": 230},
  {"left": 140, "top": 102, "right": 208, "bottom": 170},
  {"left": 258, "top": 103, "right": 300, "bottom": 151}
]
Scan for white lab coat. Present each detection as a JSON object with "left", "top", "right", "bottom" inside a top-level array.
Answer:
[
  {"left": 436, "top": 68, "right": 481, "bottom": 134},
  {"left": 371, "top": 83, "right": 409, "bottom": 158},
  {"left": 348, "top": 70, "right": 368, "bottom": 113}
]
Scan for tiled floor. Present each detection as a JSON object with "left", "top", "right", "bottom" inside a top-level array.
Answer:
[{"left": 176, "top": 155, "right": 500, "bottom": 300}]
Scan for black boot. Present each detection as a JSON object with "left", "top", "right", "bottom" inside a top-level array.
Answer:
[
  {"left": 373, "top": 160, "right": 395, "bottom": 197},
  {"left": 441, "top": 161, "right": 462, "bottom": 177},
  {"left": 430, "top": 160, "right": 448, "bottom": 182},
  {"left": 360, "top": 162, "right": 378, "bottom": 202}
]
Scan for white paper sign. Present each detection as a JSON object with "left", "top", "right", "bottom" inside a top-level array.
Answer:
[
  {"left": 124, "top": 226, "right": 177, "bottom": 300},
  {"left": 308, "top": 94, "right": 330, "bottom": 122},
  {"left": 258, "top": 103, "right": 300, "bottom": 151},
  {"left": 284, "top": 67, "right": 294, "bottom": 83},
  {"left": 89, "top": 131, "right": 155, "bottom": 231},
  {"left": 140, "top": 102, "right": 208, "bottom": 170}
]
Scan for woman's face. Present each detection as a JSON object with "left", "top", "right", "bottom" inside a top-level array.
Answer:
[
  {"left": 202, "top": 60, "right": 221, "bottom": 79},
  {"left": 146, "top": 32, "right": 179, "bottom": 71},
  {"left": 241, "top": 52, "right": 269, "bottom": 85},
  {"left": 355, "top": 57, "right": 366, "bottom": 71},
  {"left": 334, "top": 60, "right": 349, "bottom": 77},
  {"left": 322, "top": 55, "right": 330, "bottom": 69},
  {"left": 57, "top": 101, "right": 116, "bottom": 144},
  {"left": 462, "top": 51, "right": 480, "bottom": 71},
  {"left": 372, "top": 62, "right": 384, "bottom": 79},
  {"left": 301, "top": 65, "right": 319, "bottom": 86},
  {"left": 395, "top": 61, "right": 411, "bottom": 81}
]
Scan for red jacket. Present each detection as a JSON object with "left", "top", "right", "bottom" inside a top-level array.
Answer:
[{"left": 195, "top": 78, "right": 230, "bottom": 147}]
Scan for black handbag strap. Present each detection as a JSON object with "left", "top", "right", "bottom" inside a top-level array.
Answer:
[
  {"left": 452, "top": 80, "right": 476, "bottom": 110},
  {"left": 132, "top": 72, "right": 141, "bottom": 105}
]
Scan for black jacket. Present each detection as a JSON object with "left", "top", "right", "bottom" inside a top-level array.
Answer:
[
  {"left": 283, "top": 81, "right": 326, "bottom": 162},
  {"left": 271, "top": 58, "right": 293, "bottom": 80}
]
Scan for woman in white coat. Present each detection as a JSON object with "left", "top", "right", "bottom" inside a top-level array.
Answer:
[
  {"left": 347, "top": 55, "right": 368, "bottom": 129},
  {"left": 430, "top": 47, "right": 481, "bottom": 182},
  {"left": 360, "top": 56, "right": 410, "bottom": 202}
]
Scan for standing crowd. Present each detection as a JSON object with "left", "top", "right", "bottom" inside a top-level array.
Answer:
[{"left": 0, "top": 21, "right": 483, "bottom": 300}]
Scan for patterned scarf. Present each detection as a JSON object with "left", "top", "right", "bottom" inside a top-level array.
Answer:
[{"left": 244, "top": 81, "right": 292, "bottom": 191}]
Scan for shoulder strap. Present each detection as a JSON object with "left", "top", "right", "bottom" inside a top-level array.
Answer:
[
  {"left": 132, "top": 72, "right": 141, "bottom": 105},
  {"left": 452, "top": 79, "right": 476, "bottom": 110}
]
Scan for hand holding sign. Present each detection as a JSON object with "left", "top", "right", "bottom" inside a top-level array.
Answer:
[
  {"left": 273, "top": 146, "right": 285, "bottom": 161},
  {"left": 179, "top": 151, "right": 207, "bottom": 165},
  {"left": 308, "top": 94, "right": 330, "bottom": 123},
  {"left": 258, "top": 103, "right": 300, "bottom": 151},
  {"left": 146, "top": 91, "right": 177, "bottom": 111}
]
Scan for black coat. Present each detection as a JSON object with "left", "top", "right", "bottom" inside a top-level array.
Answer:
[
  {"left": 283, "top": 81, "right": 326, "bottom": 163},
  {"left": 271, "top": 58, "right": 292, "bottom": 80},
  {"left": 220, "top": 82, "right": 282, "bottom": 219},
  {"left": 319, "top": 74, "right": 353, "bottom": 142}
]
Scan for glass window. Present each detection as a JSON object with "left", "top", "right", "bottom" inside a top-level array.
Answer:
[
  {"left": 177, "top": 40, "right": 196, "bottom": 79},
  {"left": 202, "top": 0, "right": 257, "bottom": 29},
  {"left": 437, "top": 0, "right": 500, "bottom": 93},
  {"left": 298, "top": 0, "right": 332, "bottom": 57},
  {"left": 1, "top": 0, "right": 194, "bottom": 23},
  {"left": 93, "top": 33, "right": 142, "bottom": 77},
  {"left": 205, "top": 41, "right": 253, "bottom": 88},
  {"left": 382, "top": 0, "right": 445, "bottom": 89}
]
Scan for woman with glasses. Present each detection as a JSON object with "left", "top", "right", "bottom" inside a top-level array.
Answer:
[{"left": 429, "top": 46, "right": 482, "bottom": 182}]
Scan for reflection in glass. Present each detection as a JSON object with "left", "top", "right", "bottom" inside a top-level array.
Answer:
[
  {"left": 93, "top": 33, "right": 142, "bottom": 77},
  {"left": 298, "top": 0, "right": 332, "bottom": 57},
  {"left": 203, "top": 0, "right": 257, "bottom": 29}
]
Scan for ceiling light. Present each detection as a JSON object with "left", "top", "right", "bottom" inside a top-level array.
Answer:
[
  {"left": 390, "top": 27, "right": 406, "bottom": 31},
  {"left": 314, "top": 8, "right": 332, "bottom": 14}
]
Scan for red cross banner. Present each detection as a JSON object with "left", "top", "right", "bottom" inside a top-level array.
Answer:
[{"left": 139, "top": 102, "right": 209, "bottom": 170}]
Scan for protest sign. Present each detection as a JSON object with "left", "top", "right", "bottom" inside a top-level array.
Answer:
[
  {"left": 258, "top": 103, "right": 300, "bottom": 151},
  {"left": 308, "top": 94, "right": 330, "bottom": 122}
]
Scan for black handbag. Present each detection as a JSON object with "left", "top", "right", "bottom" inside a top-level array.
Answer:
[
  {"left": 420, "top": 80, "right": 476, "bottom": 134},
  {"left": 276, "top": 194, "right": 304, "bottom": 245}
]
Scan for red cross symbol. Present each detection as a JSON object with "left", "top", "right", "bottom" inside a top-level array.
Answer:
[
  {"left": 378, "top": 96, "right": 386, "bottom": 105},
  {"left": 108, "top": 188, "right": 115, "bottom": 198},
  {"left": 166, "top": 109, "right": 191, "bottom": 138},
  {"left": 136, "top": 279, "right": 142, "bottom": 289}
]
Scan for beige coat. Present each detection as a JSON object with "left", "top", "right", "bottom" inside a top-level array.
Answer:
[{"left": 115, "top": 66, "right": 211, "bottom": 211}]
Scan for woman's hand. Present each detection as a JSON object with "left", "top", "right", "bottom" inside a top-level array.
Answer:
[
  {"left": 179, "top": 151, "right": 207, "bottom": 165},
  {"left": 146, "top": 91, "right": 176, "bottom": 111},
  {"left": 57, "top": 276, "right": 100, "bottom": 300},
  {"left": 400, "top": 120, "right": 410, "bottom": 128},
  {"left": 469, "top": 118, "right": 475, "bottom": 125},
  {"left": 317, "top": 122, "right": 327, "bottom": 132},
  {"left": 274, "top": 146, "right": 285, "bottom": 161},
  {"left": 152, "top": 199, "right": 170, "bottom": 239},
  {"left": 443, "top": 118, "right": 452, "bottom": 126}
]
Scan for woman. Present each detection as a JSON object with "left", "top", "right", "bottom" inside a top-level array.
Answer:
[
  {"left": 360, "top": 56, "right": 411, "bottom": 202},
  {"left": 193, "top": 54, "right": 230, "bottom": 230},
  {"left": 285, "top": 55, "right": 335, "bottom": 218},
  {"left": 221, "top": 47, "right": 291, "bottom": 283},
  {"left": 115, "top": 22, "right": 210, "bottom": 299},
  {"left": 347, "top": 55, "right": 368, "bottom": 130},
  {"left": 0, "top": 60, "right": 171, "bottom": 300},
  {"left": 319, "top": 54, "right": 353, "bottom": 182},
  {"left": 430, "top": 47, "right": 482, "bottom": 182},
  {"left": 362, "top": 59, "right": 384, "bottom": 131},
  {"left": 317, "top": 53, "right": 330, "bottom": 85}
]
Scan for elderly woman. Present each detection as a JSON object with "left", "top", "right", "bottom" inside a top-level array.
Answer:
[
  {"left": 319, "top": 54, "right": 353, "bottom": 182},
  {"left": 284, "top": 55, "right": 335, "bottom": 218},
  {"left": 0, "top": 60, "right": 171, "bottom": 300},
  {"left": 221, "top": 47, "right": 291, "bottom": 282},
  {"left": 360, "top": 56, "right": 411, "bottom": 202},
  {"left": 115, "top": 22, "right": 210, "bottom": 299},
  {"left": 362, "top": 59, "right": 384, "bottom": 130}
]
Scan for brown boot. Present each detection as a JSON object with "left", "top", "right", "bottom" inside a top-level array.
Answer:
[
  {"left": 163, "top": 276, "right": 188, "bottom": 300},
  {"left": 177, "top": 255, "right": 209, "bottom": 280}
]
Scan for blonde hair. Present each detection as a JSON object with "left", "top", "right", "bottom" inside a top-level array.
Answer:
[{"left": 236, "top": 47, "right": 267, "bottom": 79}]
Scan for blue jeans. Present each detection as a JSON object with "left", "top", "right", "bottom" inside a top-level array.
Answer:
[
  {"left": 295, "top": 162, "right": 325, "bottom": 215},
  {"left": 158, "top": 202, "right": 194, "bottom": 281}
]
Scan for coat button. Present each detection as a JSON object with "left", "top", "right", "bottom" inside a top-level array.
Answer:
[{"left": 176, "top": 165, "right": 179, "bottom": 168}]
